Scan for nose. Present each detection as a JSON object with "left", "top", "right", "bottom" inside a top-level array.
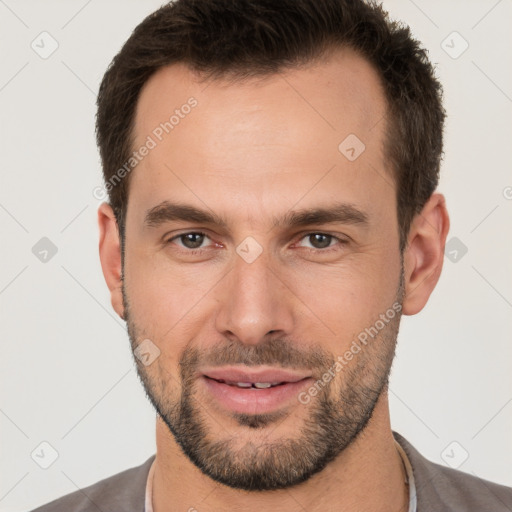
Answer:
[{"left": 214, "top": 248, "right": 294, "bottom": 345}]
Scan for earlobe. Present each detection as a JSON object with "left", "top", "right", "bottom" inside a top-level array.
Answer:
[
  {"left": 98, "top": 203, "right": 125, "bottom": 320},
  {"left": 402, "top": 193, "right": 450, "bottom": 316}
]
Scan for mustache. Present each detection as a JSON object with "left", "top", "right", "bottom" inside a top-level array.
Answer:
[{"left": 179, "top": 336, "right": 334, "bottom": 375}]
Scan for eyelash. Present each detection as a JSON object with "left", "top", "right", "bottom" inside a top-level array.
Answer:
[{"left": 165, "top": 231, "right": 348, "bottom": 254}]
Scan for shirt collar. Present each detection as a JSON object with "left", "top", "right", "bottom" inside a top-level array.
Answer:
[
  {"left": 144, "top": 456, "right": 156, "bottom": 512},
  {"left": 395, "top": 439, "right": 418, "bottom": 512}
]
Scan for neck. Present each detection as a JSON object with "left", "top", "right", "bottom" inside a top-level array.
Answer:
[{"left": 152, "top": 391, "right": 408, "bottom": 512}]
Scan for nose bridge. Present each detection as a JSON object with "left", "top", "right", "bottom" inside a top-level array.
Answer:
[{"left": 215, "top": 247, "right": 292, "bottom": 344}]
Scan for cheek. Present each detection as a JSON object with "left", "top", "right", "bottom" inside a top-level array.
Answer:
[
  {"left": 123, "top": 249, "right": 221, "bottom": 351},
  {"left": 286, "top": 252, "right": 401, "bottom": 347}
]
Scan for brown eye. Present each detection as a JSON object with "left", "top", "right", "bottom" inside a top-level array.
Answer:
[
  {"left": 307, "top": 234, "right": 333, "bottom": 249},
  {"left": 296, "top": 233, "right": 335, "bottom": 250},
  {"left": 176, "top": 232, "right": 207, "bottom": 249}
]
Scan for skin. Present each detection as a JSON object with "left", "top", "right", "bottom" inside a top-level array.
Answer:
[{"left": 98, "top": 48, "right": 449, "bottom": 511}]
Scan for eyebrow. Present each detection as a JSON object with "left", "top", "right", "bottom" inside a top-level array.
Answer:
[
  {"left": 144, "top": 202, "right": 228, "bottom": 228},
  {"left": 144, "top": 201, "right": 369, "bottom": 230},
  {"left": 275, "top": 203, "right": 369, "bottom": 229}
]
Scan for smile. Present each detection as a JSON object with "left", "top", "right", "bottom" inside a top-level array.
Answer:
[{"left": 199, "top": 367, "right": 313, "bottom": 415}]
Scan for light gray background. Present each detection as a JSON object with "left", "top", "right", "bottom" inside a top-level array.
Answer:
[{"left": 1, "top": 1, "right": 511, "bottom": 510}]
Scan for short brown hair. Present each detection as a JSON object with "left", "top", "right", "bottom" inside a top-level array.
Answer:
[{"left": 96, "top": 0, "right": 445, "bottom": 252}]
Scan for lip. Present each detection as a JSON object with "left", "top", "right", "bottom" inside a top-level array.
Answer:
[
  {"left": 201, "top": 366, "right": 311, "bottom": 384},
  {"left": 199, "top": 366, "right": 313, "bottom": 415}
]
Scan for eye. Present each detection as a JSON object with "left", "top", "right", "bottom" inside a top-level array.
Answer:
[
  {"left": 165, "top": 231, "right": 347, "bottom": 254},
  {"left": 169, "top": 232, "right": 212, "bottom": 250},
  {"left": 296, "top": 233, "right": 346, "bottom": 251}
]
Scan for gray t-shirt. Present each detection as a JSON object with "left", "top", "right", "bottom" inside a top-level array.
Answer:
[{"left": 29, "top": 431, "right": 512, "bottom": 512}]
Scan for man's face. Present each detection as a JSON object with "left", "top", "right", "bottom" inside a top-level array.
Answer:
[{"left": 122, "top": 50, "right": 404, "bottom": 490}]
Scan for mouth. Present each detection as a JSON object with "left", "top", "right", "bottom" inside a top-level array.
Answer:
[
  {"left": 204, "top": 378, "right": 290, "bottom": 389},
  {"left": 199, "top": 366, "right": 313, "bottom": 415}
]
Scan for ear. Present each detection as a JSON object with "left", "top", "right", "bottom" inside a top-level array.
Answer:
[
  {"left": 402, "top": 193, "right": 450, "bottom": 316},
  {"left": 98, "top": 203, "right": 125, "bottom": 320}
]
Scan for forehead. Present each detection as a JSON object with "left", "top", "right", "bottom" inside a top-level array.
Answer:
[
  {"left": 129, "top": 49, "right": 392, "bottom": 222},
  {"left": 134, "top": 48, "right": 387, "bottom": 145}
]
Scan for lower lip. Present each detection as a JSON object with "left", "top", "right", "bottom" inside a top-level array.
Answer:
[{"left": 201, "top": 376, "right": 313, "bottom": 415}]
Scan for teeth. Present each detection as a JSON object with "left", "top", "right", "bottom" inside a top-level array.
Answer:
[
  {"left": 216, "top": 379, "right": 285, "bottom": 388},
  {"left": 253, "top": 382, "right": 272, "bottom": 389},
  {"left": 235, "top": 382, "right": 253, "bottom": 388}
]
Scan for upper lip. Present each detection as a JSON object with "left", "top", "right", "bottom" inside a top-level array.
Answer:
[{"left": 201, "top": 366, "right": 312, "bottom": 384}]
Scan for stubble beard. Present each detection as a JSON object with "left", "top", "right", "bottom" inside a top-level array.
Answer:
[{"left": 123, "top": 271, "right": 404, "bottom": 491}]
